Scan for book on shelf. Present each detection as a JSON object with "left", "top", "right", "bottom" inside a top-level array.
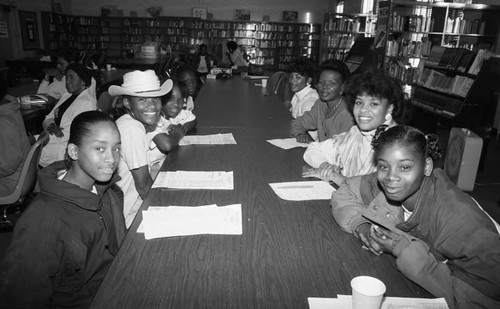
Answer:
[
  {"left": 426, "top": 46, "right": 446, "bottom": 66},
  {"left": 468, "top": 49, "right": 494, "bottom": 75}
]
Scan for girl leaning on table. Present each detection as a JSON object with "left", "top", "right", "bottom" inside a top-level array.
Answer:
[
  {"left": 37, "top": 48, "right": 78, "bottom": 107},
  {"left": 331, "top": 125, "right": 500, "bottom": 309},
  {"left": 302, "top": 70, "right": 407, "bottom": 187},
  {"left": 109, "top": 70, "right": 183, "bottom": 228},
  {"left": 39, "top": 63, "right": 97, "bottom": 167},
  {"left": 0, "top": 111, "right": 126, "bottom": 309},
  {"left": 161, "top": 79, "right": 197, "bottom": 137},
  {"left": 290, "top": 59, "right": 355, "bottom": 143}
]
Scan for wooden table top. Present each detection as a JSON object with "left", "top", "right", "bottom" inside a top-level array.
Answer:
[{"left": 90, "top": 77, "right": 430, "bottom": 309}]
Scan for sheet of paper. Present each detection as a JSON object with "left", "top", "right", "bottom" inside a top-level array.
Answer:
[
  {"left": 309, "top": 296, "right": 449, "bottom": 309},
  {"left": 139, "top": 204, "right": 242, "bottom": 240},
  {"left": 179, "top": 133, "right": 237, "bottom": 145},
  {"left": 152, "top": 171, "right": 234, "bottom": 190},
  {"left": 269, "top": 181, "right": 335, "bottom": 201},
  {"left": 267, "top": 138, "right": 309, "bottom": 150}
]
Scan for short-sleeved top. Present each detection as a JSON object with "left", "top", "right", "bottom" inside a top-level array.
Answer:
[{"left": 115, "top": 114, "right": 152, "bottom": 226}]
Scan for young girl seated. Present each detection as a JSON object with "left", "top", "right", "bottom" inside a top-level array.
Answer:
[
  {"left": 303, "top": 70, "right": 406, "bottom": 186},
  {"left": 0, "top": 111, "right": 126, "bottom": 308},
  {"left": 109, "top": 70, "right": 178, "bottom": 227},
  {"left": 331, "top": 125, "right": 500, "bottom": 309},
  {"left": 287, "top": 57, "right": 319, "bottom": 119},
  {"left": 162, "top": 80, "right": 197, "bottom": 136},
  {"left": 175, "top": 66, "right": 199, "bottom": 110},
  {"left": 290, "top": 59, "right": 354, "bottom": 143}
]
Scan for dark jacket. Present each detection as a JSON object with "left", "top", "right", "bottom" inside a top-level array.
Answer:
[
  {"left": 332, "top": 168, "right": 500, "bottom": 308},
  {"left": 0, "top": 161, "right": 126, "bottom": 309},
  {"left": 192, "top": 53, "right": 217, "bottom": 74}
]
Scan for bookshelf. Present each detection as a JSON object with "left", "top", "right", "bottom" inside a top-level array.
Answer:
[
  {"left": 321, "top": 12, "right": 377, "bottom": 62},
  {"left": 383, "top": 0, "right": 500, "bottom": 87},
  {"left": 41, "top": 11, "right": 320, "bottom": 71}
]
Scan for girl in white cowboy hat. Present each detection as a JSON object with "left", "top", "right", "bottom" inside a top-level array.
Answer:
[{"left": 109, "top": 70, "right": 180, "bottom": 228}]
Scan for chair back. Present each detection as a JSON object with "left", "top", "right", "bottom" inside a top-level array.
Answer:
[
  {"left": 265, "top": 71, "right": 293, "bottom": 103},
  {"left": 0, "top": 134, "right": 49, "bottom": 205},
  {"left": 97, "top": 91, "right": 117, "bottom": 117}
]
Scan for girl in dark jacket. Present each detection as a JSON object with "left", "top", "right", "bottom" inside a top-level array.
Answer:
[{"left": 0, "top": 111, "right": 126, "bottom": 309}]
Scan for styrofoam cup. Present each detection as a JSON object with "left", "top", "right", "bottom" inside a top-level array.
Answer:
[
  {"left": 261, "top": 79, "right": 268, "bottom": 87},
  {"left": 351, "top": 276, "right": 386, "bottom": 309},
  {"left": 106, "top": 64, "right": 111, "bottom": 70}
]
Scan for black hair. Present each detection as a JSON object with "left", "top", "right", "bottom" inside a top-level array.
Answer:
[
  {"left": 372, "top": 125, "right": 442, "bottom": 164},
  {"left": 343, "top": 70, "right": 408, "bottom": 124},
  {"left": 199, "top": 44, "right": 207, "bottom": 50},
  {"left": 64, "top": 111, "right": 117, "bottom": 167},
  {"left": 66, "top": 63, "right": 92, "bottom": 87},
  {"left": 0, "top": 75, "right": 7, "bottom": 100},
  {"left": 287, "top": 57, "right": 316, "bottom": 79},
  {"left": 317, "top": 59, "right": 350, "bottom": 84},
  {"left": 162, "top": 79, "right": 188, "bottom": 106},
  {"left": 226, "top": 41, "right": 238, "bottom": 51}
]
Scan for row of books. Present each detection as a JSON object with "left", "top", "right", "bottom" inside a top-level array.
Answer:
[
  {"left": 445, "top": 17, "right": 486, "bottom": 35},
  {"left": 428, "top": 47, "right": 493, "bottom": 74},
  {"left": 327, "top": 34, "right": 355, "bottom": 50},
  {"left": 391, "top": 13, "right": 435, "bottom": 33},
  {"left": 387, "top": 61, "right": 422, "bottom": 85},
  {"left": 326, "top": 17, "right": 376, "bottom": 33},
  {"left": 419, "top": 68, "right": 474, "bottom": 97},
  {"left": 386, "top": 38, "right": 432, "bottom": 58}
]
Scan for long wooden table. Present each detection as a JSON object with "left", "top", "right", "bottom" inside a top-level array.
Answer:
[{"left": 90, "top": 77, "right": 430, "bottom": 308}]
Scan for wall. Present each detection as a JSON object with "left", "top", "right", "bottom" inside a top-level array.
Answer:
[{"left": 69, "top": 0, "right": 329, "bottom": 23}]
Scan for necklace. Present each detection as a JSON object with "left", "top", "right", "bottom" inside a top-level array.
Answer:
[{"left": 325, "top": 97, "right": 343, "bottom": 119}]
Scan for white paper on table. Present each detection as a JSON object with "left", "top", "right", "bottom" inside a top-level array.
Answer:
[
  {"left": 179, "top": 133, "right": 237, "bottom": 145},
  {"left": 152, "top": 171, "right": 234, "bottom": 190},
  {"left": 267, "top": 138, "right": 309, "bottom": 150},
  {"left": 309, "top": 296, "right": 449, "bottom": 309},
  {"left": 269, "top": 181, "right": 335, "bottom": 201},
  {"left": 140, "top": 204, "right": 242, "bottom": 240},
  {"left": 308, "top": 297, "right": 350, "bottom": 309}
]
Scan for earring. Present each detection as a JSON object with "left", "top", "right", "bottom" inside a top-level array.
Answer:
[{"left": 385, "top": 113, "right": 393, "bottom": 122}]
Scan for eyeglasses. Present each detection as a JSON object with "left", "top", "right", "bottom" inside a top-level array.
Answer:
[{"left": 317, "top": 80, "right": 337, "bottom": 88}]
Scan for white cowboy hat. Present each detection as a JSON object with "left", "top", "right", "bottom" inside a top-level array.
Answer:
[{"left": 108, "top": 70, "right": 172, "bottom": 97}]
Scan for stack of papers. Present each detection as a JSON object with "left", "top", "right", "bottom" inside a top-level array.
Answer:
[
  {"left": 267, "top": 138, "right": 308, "bottom": 150},
  {"left": 138, "top": 204, "right": 242, "bottom": 240},
  {"left": 308, "top": 295, "right": 449, "bottom": 309},
  {"left": 269, "top": 181, "right": 335, "bottom": 201},
  {"left": 179, "top": 133, "right": 237, "bottom": 145},
  {"left": 152, "top": 171, "right": 234, "bottom": 190}
]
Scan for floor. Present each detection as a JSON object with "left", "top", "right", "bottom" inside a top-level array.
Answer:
[{"left": 1, "top": 131, "right": 500, "bottom": 262}]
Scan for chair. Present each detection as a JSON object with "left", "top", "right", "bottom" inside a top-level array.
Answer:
[
  {"left": 265, "top": 71, "right": 293, "bottom": 103},
  {"left": 97, "top": 91, "right": 118, "bottom": 118},
  {"left": 0, "top": 134, "right": 49, "bottom": 232}
]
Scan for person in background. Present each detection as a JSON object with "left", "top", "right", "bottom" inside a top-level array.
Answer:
[
  {"left": 0, "top": 111, "right": 126, "bottom": 308},
  {"left": 225, "top": 40, "right": 249, "bottom": 68},
  {"left": 331, "top": 125, "right": 500, "bottom": 309},
  {"left": 290, "top": 59, "right": 354, "bottom": 143},
  {"left": 0, "top": 77, "right": 31, "bottom": 197},
  {"left": 193, "top": 44, "right": 217, "bottom": 81},
  {"left": 287, "top": 57, "right": 319, "bottom": 119},
  {"left": 175, "top": 66, "right": 199, "bottom": 110},
  {"left": 40, "top": 63, "right": 97, "bottom": 167},
  {"left": 109, "top": 70, "right": 177, "bottom": 227},
  {"left": 162, "top": 79, "right": 197, "bottom": 136},
  {"left": 302, "top": 70, "right": 406, "bottom": 187},
  {"left": 37, "top": 48, "right": 78, "bottom": 107}
]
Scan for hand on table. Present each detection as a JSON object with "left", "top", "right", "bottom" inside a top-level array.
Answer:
[
  {"left": 295, "top": 133, "right": 313, "bottom": 144},
  {"left": 355, "top": 223, "right": 384, "bottom": 256},
  {"left": 370, "top": 225, "right": 410, "bottom": 257},
  {"left": 47, "top": 123, "right": 64, "bottom": 138}
]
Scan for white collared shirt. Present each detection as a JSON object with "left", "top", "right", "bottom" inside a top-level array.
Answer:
[{"left": 290, "top": 85, "right": 319, "bottom": 119}]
